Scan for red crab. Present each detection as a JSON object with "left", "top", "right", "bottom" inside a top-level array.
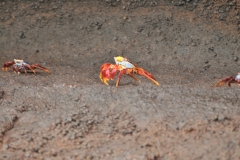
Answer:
[
  {"left": 2, "top": 59, "right": 50, "bottom": 74},
  {"left": 99, "top": 56, "right": 160, "bottom": 87},
  {"left": 215, "top": 72, "right": 240, "bottom": 87}
]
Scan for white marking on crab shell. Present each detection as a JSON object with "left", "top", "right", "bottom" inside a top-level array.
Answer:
[
  {"left": 235, "top": 74, "right": 240, "bottom": 83},
  {"left": 114, "top": 58, "right": 135, "bottom": 68},
  {"left": 235, "top": 74, "right": 240, "bottom": 80},
  {"left": 14, "top": 59, "right": 24, "bottom": 63},
  {"left": 15, "top": 63, "right": 22, "bottom": 67}
]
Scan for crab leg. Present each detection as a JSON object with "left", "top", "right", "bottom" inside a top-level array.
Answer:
[
  {"left": 31, "top": 64, "right": 50, "bottom": 73},
  {"left": 21, "top": 64, "right": 36, "bottom": 75},
  {"left": 135, "top": 68, "right": 160, "bottom": 86},
  {"left": 214, "top": 77, "right": 235, "bottom": 87},
  {"left": 116, "top": 69, "right": 141, "bottom": 87},
  {"left": 127, "top": 73, "right": 141, "bottom": 83},
  {"left": 12, "top": 65, "right": 21, "bottom": 74},
  {"left": 116, "top": 69, "right": 126, "bottom": 87}
]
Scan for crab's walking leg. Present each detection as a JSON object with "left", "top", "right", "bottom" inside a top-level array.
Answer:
[
  {"left": 135, "top": 68, "right": 160, "bottom": 86},
  {"left": 127, "top": 73, "right": 141, "bottom": 83},
  {"left": 116, "top": 69, "right": 126, "bottom": 87},
  {"left": 31, "top": 64, "right": 50, "bottom": 73},
  {"left": 226, "top": 79, "right": 236, "bottom": 87},
  {"left": 24, "top": 68, "right": 28, "bottom": 75},
  {"left": 23, "top": 64, "right": 36, "bottom": 75},
  {"left": 12, "top": 66, "right": 17, "bottom": 73},
  {"left": 12, "top": 65, "right": 21, "bottom": 74},
  {"left": 116, "top": 69, "right": 141, "bottom": 87},
  {"left": 214, "top": 76, "right": 235, "bottom": 87},
  {"left": 18, "top": 69, "right": 21, "bottom": 74}
]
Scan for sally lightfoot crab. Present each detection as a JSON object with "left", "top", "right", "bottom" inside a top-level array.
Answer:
[
  {"left": 99, "top": 56, "right": 160, "bottom": 87},
  {"left": 2, "top": 59, "right": 50, "bottom": 74},
  {"left": 215, "top": 72, "right": 240, "bottom": 87}
]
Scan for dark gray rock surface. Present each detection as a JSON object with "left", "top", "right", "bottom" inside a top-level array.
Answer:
[{"left": 0, "top": 0, "right": 240, "bottom": 159}]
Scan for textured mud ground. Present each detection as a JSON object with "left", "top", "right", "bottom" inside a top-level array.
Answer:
[{"left": 0, "top": 0, "right": 240, "bottom": 159}]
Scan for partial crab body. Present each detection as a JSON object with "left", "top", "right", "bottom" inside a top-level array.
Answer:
[
  {"left": 13, "top": 60, "right": 26, "bottom": 71},
  {"left": 114, "top": 56, "right": 135, "bottom": 69},
  {"left": 235, "top": 74, "right": 240, "bottom": 84},
  {"left": 13, "top": 62, "right": 30, "bottom": 74},
  {"left": 215, "top": 72, "right": 240, "bottom": 87}
]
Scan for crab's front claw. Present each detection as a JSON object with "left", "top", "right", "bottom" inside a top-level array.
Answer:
[
  {"left": 100, "top": 63, "right": 118, "bottom": 86},
  {"left": 2, "top": 61, "right": 15, "bottom": 71},
  {"left": 136, "top": 68, "right": 160, "bottom": 86},
  {"left": 100, "top": 73, "right": 109, "bottom": 85}
]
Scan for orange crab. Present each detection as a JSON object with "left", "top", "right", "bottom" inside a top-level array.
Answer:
[
  {"left": 215, "top": 72, "right": 240, "bottom": 87},
  {"left": 99, "top": 56, "right": 160, "bottom": 87},
  {"left": 2, "top": 59, "right": 50, "bottom": 74}
]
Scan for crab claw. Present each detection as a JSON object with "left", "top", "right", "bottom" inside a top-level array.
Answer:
[
  {"left": 2, "top": 61, "right": 15, "bottom": 71},
  {"left": 100, "top": 63, "right": 118, "bottom": 85}
]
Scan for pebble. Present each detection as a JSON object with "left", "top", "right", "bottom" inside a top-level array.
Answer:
[
  {"left": 2, "top": 144, "right": 8, "bottom": 150},
  {"left": 209, "top": 46, "right": 214, "bottom": 51},
  {"left": 51, "top": 149, "right": 57, "bottom": 156},
  {"left": 25, "top": 152, "right": 30, "bottom": 157},
  {"left": 86, "top": 155, "right": 93, "bottom": 160},
  {"left": 233, "top": 56, "right": 238, "bottom": 61},
  {"left": 19, "top": 31, "right": 25, "bottom": 38},
  {"left": 113, "top": 37, "right": 118, "bottom": 41},
  {"left": 218, "top": 114, "right": 225, "bottom": 121}
]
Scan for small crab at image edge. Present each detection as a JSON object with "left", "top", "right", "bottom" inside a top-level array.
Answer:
[
  {"left": 99, "top": 56, "right": 160, "bottom": 87},
  {"left": 215, "top": 72, "right": 240, "bottom": 87},
  {"left": 2, "top": 59, "right": 50, "bottom": 75}
]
